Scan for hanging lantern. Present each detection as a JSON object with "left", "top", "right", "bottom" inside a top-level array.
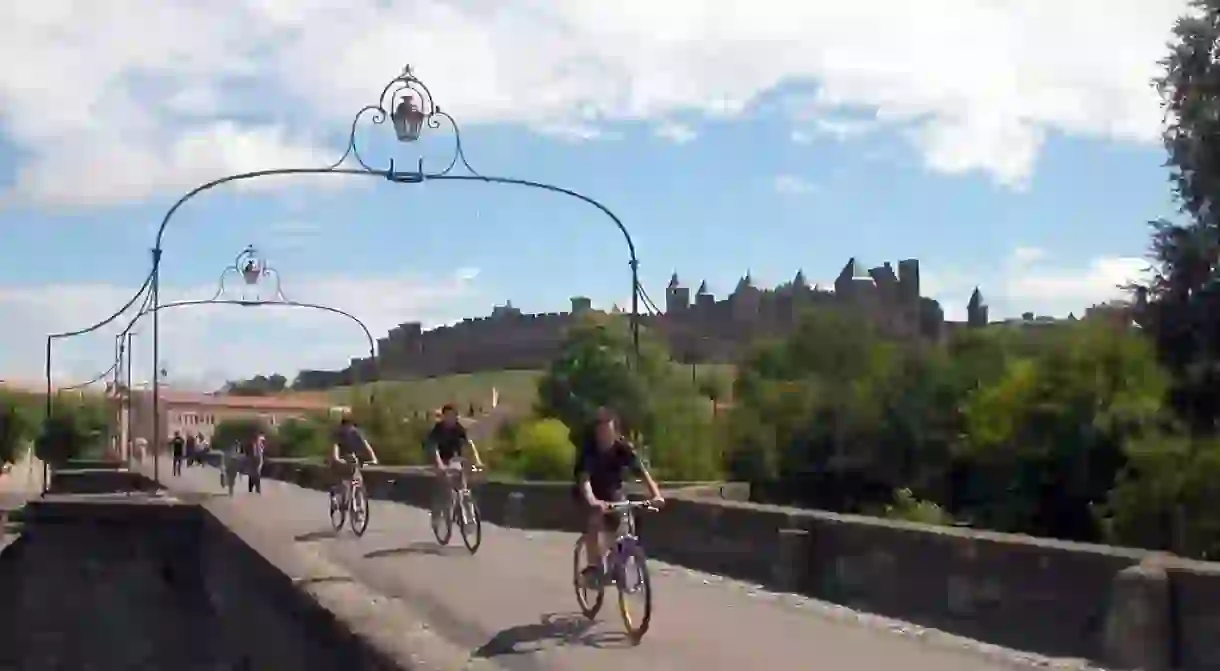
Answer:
[
  {"left": 391, "top": 95, "right": 426, "bottom": 142},
  {"left": 241, "top": 257, "right": 261, "bottom": 285}
]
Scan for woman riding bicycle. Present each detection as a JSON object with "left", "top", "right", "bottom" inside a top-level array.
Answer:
[{"left": 573, "top": 407, "right": 664, "bottom": 585}]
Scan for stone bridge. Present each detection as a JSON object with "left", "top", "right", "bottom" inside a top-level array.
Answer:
[{"left": 1, "top": 456, "right": 1217, "bottom": 670}]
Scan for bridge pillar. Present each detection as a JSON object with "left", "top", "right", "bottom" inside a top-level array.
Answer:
[{"left": 1103, "top": 555, "right": 1173, "bottom": 671}]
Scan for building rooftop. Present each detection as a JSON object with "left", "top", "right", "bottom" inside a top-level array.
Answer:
[{"left": 142, "top": 389, "right": 341, "bottom": 412}]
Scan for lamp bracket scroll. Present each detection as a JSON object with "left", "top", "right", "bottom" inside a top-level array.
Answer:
[{"left": 211, "top": 245, "right": 287, "bottom": 303}]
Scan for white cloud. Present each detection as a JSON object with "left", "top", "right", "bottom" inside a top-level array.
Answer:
[
  {"left": 654, "top": 121, "right": 697, "bottom": 144},
  {"left": 774, "top": 174, "right": 817, "bottom": 194},
  {"left": 0, "top": 268, "right": 483, "bottom": 389},
  {"left": 0, "top": 0, "right": 1187, "bottom": 206},
  {"left": 924, "top": 247, "right": 1147, "bottom": 321},
  {"left": 791, "top": 115, "right": 879, "bottom": 144}
]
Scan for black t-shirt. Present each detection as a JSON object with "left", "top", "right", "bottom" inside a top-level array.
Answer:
[
  {"left": 171, "top": 436, "right": 185, "bottom": 456},
  {"left": 427, "top": 421, "right": 468, "bottom": 462},
  {"left": 574, "top": 436, "right": 643, "bottom": 500},
  {"left": 333, "top": 424, "right": 367, "bottom": 458}
]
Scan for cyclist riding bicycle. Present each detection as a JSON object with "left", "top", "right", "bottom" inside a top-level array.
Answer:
[
  {"left": 331, "top": 413, "right": 379, "bottom": 489},
  {"left": 426, "top": 403, "right": 485, "bottom": 518},
  {"left": 574, "top": 407, "right": 664, "bottom": 585}
]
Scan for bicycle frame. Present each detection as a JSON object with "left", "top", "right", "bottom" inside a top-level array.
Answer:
[
  {"left": 339, "top": 458, "right": 365, "bottom": 504},
  {"left": 605, "top": 503, "right": 648, "bottom": 575}
]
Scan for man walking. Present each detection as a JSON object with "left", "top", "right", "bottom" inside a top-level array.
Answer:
[
  {"left": 170, "top": 432, "right": 185, "bottom": 476},
  {"left": 184, "top": 432, "right": 197, "bottom": 467},
  {"left": 221, "top": 439, "right": 241, "bottom": 496},
  {"left": 247, "top": 433, "right": 266, "bottom": 494}
]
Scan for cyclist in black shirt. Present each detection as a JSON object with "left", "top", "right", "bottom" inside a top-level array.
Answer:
[
  {"left": 426, "top": 403, "right": 485, "bottom": 519},
  {"left": 574, "top": 408, "right": 663, "bottom": 584},
  {"left": 330, "top": 413, "right": 379, "bottom": 490}
]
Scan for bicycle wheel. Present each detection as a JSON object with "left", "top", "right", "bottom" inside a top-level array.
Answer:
[
  {"left": 349, "top": 484, "right": 370, "bottom": 536},
  {"left": 572, "top": 537, "right": 604, "bottom": 620},
  {"left": 616, "top": 544, "right": 653, "bottom": 643},
  {"left": 328, "top": 488, "right": 346, "bottom": 531},
  {"left": 457, "top": 491, "right": 482, "bottom": 554},
  {"left": 431, "top": 493, "right": 454, "bottom": 546}
]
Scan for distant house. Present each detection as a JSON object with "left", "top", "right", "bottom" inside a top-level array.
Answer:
[{"left": 123, "top": 389, "right": 345, "bottom": 447}]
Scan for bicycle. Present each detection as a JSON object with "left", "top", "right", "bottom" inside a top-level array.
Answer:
[
  {"left": 573, "top": 498, "right": 659, "bottom": 643},
  {"left": 328, "top": 455, "right": 372, "bottom": 536},
  {"left": 430, "top": 457, "right": 483, "bottom": 554}
]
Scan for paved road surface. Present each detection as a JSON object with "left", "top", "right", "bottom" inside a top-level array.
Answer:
[{"left": 142, "top": 459, "right": 1102, "bottom": 671}]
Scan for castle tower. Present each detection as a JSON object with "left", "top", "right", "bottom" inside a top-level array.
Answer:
[
  {"left": 967, "top": 287, "right": 989, "bottom": 328},
  {"left": 666, "top": 272, "right": 690, "bottom": 313},
  {"left": 731, "top": 272, "right": 761, "bottom": 322},
  {"left": 834, "top": 257, "right": 876, "bottom": 300},
  {"left": 897, "top": 259, "right": 920, "bottom": 307},
  {"left": 695, "top": 280, "right": 715, "bottom": 311}
]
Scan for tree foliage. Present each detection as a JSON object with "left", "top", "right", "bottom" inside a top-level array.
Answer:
[
  {"left": 274, "top": 415, "right": 331, "bottom": 459},
  {"left": 533, "top": 313, "right": 723, "bottom": 481},
  {"left": 212, "top": 418, "right": 270, "bottom": 454},
  {"left": 32, "top": 393, "right": 111, "bottom": 466}
]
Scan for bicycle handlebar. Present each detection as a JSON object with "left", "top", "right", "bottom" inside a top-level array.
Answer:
[{"left": 606, "top": 500, "right": 661, "bottom": 513}]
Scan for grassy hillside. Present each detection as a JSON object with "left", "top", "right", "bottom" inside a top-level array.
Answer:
[
  {"left": 330, "top": 370, "right": 543, "bottom": 413},
  {"left": 328, "top": 363, "right": 737, "bottom": 414}
]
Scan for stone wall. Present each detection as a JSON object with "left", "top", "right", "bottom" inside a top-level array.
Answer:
[
  {"left": 254, "top": 458, "right": 1220, "bottom": 670},
  {"left": 0, "top": 494, "right": 487, "bottom": 670}
]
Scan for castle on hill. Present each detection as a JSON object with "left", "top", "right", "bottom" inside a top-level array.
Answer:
[{"left": 292, "top": 256, "right": 1120, "bottom": 389}]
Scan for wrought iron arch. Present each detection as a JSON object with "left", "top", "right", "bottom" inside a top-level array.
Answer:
[
  {"left": 54, "top": 64, "right": 645, "bottom": 487},
  {"left": 129, "top": 246, "right": 377, "bottom": 481}
]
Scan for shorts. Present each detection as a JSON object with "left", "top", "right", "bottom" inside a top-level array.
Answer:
[{"left": 574, "top": 487, "right": 626, "bottom": 532}]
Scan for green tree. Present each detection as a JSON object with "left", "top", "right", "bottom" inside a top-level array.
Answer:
[
  {"left": 346, "top": 393, "right": 429, "bottom": 465},
  {"left": 535, "top": 312, "right": 720, "bottom": 480},
  {"left": 535, "top": 313, "right": 659, "bottom": 433},
  {"left": 1136, "top": 1, "right": 1220, "bottom": 431},
  {"left": 213, "top": 418, "right": 269, "bottom": 453},
  {"left": 33, "top": 394, "right": 110, "bottom": 466},
  {"left": 955, "top": 321, "right": 1167, "bottom": 539},
  {"left": 726, "top": 308, "right": 899, "bottom": 487},
  {"left": 275, "top": 415, "right": 330, "bottom": 459},
  {"left": 501, "top": 418, "right": 576, "bottom": 480}
]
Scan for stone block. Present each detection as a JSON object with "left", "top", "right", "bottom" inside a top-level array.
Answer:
[
  {"left": 1103, "top": 556, "right": 1173, "bottom": 671},
  {"left": 771, "top": 527, "right": 809, "bottom": 592},
  {"left": 504, "top": 491, "right": 525, "bottom": 529}
]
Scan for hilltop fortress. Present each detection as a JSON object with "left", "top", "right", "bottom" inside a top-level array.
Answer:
[{"left": 294, "top": 256, "right": 1015, "bottom": 389}]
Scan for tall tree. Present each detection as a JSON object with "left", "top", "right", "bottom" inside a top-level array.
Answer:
[{"left": 1142, "top": 0, "right": 1220, "bottom": 430}]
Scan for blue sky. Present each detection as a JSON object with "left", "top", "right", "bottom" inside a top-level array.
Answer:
[{"left": 0, "top": 0, "right": 1187, "bottom": 388}]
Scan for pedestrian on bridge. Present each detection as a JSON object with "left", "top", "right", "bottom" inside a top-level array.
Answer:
[
  {"left": 221, "top": 440, "right": 242, "bottom": 497},
  {"left": 247, "top": 433, "right": 265, "bottom": 494},
  {"left": 170, "top": 432, "right": 184, "bottom": 476}
]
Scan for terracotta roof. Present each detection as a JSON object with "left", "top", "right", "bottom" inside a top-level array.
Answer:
[{"left": 150, "top": 390, "right": 340, "bottom": 412}]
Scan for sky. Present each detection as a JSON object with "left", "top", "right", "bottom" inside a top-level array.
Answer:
[{"left": 0, "top": 0, "right": 1190, "bottom": 390}]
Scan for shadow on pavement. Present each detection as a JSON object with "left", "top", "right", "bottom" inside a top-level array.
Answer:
[
  {"left": 473, "top": 612, "right": 633, "bottom": 658},
  {"left": 363, "top": 542, "right": 467, "bottom": 559},
  {"left": 294, "top": 530, "right": 339, "bottom": 542},
  {"left": 293, "top": 576, "right": 355, "bottom": 587}
]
